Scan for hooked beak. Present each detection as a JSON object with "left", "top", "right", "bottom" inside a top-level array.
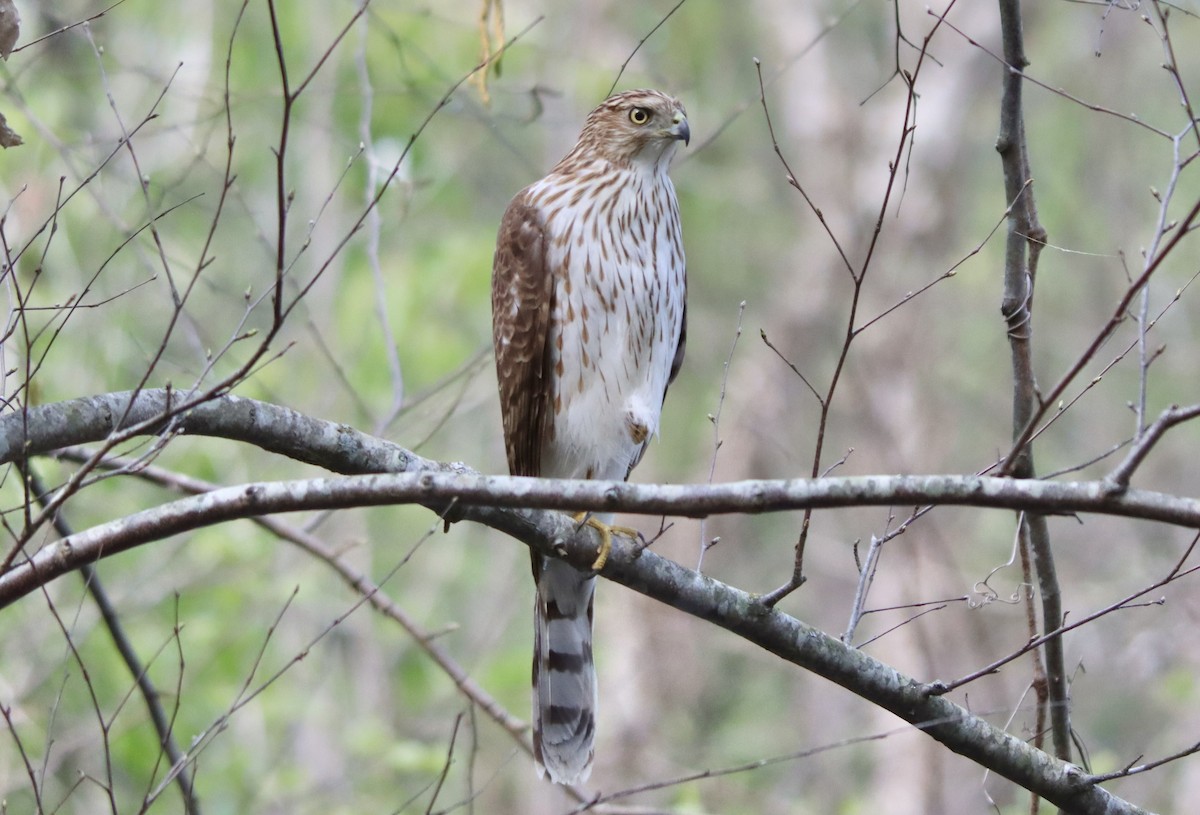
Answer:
[{"left": 668, "top": 113, "right": 690, "bottom": 146}]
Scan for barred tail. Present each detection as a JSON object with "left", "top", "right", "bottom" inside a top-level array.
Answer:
[{"left": 532, "top": 556, "right": 597, "bottom": 784}]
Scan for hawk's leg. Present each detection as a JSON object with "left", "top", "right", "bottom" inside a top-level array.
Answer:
[{"left": 572, "top": 512, "right": 640, "bottom": 571}]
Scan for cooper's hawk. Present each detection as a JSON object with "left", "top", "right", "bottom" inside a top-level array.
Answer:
[{"left": 491, "top": 89, "right": 689, "bottom": 784}]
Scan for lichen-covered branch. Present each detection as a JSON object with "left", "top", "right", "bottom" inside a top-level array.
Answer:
[{"left": 0, "top": 390, "right": 1178, "bottom": 812}]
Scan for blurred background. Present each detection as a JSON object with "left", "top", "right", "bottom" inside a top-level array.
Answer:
[{"left": 2, "top": 1, "right": 1200, "bottom": 813}]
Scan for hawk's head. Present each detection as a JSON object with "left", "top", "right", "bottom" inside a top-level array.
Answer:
[{"left": 576, "top": 89, "right": 690, "bottom": 169}]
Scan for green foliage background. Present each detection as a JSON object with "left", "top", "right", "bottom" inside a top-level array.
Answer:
[{"left": 2, "top": 1, "right": 1200, "bottom": 813}]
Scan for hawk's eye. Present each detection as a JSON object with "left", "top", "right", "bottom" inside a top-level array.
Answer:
[{"left": 628, "top": 107, "right": 651, "bottom": 125}]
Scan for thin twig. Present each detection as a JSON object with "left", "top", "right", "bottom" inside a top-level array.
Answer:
[
  {"left": 13, "top": 0, "right": 129, "bottom": 53},
  {"left": 424, "top": 714, "right": 463, "bottom": 815},
  {"left": 606, "top": 0, "right": 690, "bottom": 98},
  {"left": 755, "top": 1, "right": 957, "bottom": 606},
  {"left": 842, "top": 533, "right": 884, "bottom": 645},
  {"left": 929, "top": 531, "right": 1200, "bottom": 696},
  {"left": 697, "top": 300, "right": 745, "bottom": 571},
  {"left": 1106, "top": 403, "right": 1200, "bottom": 491},
  {"left": 355, "top": 15, "right": 405, "bottom": 423},
  {"left": 53, "top": 447, "right": 532, "bottom": 749}
]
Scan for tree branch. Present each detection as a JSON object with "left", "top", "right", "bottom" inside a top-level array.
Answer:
[
  {"left": 5, "top": 392, "right": 1200, "bottom": 582},
  {"left": 995, "top": 0, "right": 1071, "bottom": 776},
  {"left": 0, "top": 390, "right": 1177, "bottom": 812},
  {"left": 6, "top": 464, "right": 1200, "bottom": 607}
]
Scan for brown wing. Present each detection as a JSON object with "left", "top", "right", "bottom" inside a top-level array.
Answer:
[{"left": 492, "top": 192, "right": 554, "bottom": 478}]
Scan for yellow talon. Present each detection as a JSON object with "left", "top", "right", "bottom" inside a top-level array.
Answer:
[{"left": 572, "top": 513, "right": 639, "bottom": 571}]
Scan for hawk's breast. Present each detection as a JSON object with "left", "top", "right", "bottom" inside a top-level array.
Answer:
[{"left": 527, "top": 161, "right": 685, "bottom": 481}]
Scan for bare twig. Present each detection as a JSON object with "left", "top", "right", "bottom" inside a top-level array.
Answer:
[
  {"left": 759, "top": 328, "right": 822, "bottom": 405},
  {"left": 854, "top": 180, "right": 1029, "bottom": 334},
  {"left": 0, "top": 702, "right": 43, "bottom": 809},
  {"left": 354, "top": 14, "right": 405, "bottom": 423},
  {"left": 53, "top": 445, "right": 530, "bottom": 747},
  {"left": 424, "top": 714, "right": 463, "bottom": 815},
  {"left": 929, "top": 531, "right": 1200, "bottom": 696},
  {"left": 1088, "top": 738, "right": 1200, "bottom": 784},
  {"left": 24, "top": 467, "right": 202, "bottom": 815},
  {"left": 1105, "top": 403, "right": 1200, "bottom": 491},
  {"left": 13, "top": 0, "right": 129, "bottom": 54},
  {"left": 606, "top": 0, "right": 690, "bottom": 98},
  {"left": 938, "top": 12, "right": 1173, "bottom": 140},
  {"left": 994, "top": 0, "right": 1068, "bottom": 772},
  {"left": 697, "top": 300, "right": 745, "bottom": 571},
  {"left": 842, "top": 533, "right": 884, "bottom": 645},
  {"left": 756, "top": 2, "right": 957, "bottom": 606}
]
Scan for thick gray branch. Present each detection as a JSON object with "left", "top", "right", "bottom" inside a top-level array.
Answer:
[
  {"left": 0, "top": 391, "right": 1165, "bottom": 813},
  {"left": 0, "top": 389, "right": 432, "bottom": 475},
  {"left": 3, "top": 393, "right": 1199, "bottom": 524},
  {"left": 3, "top": 486, "right": 1153, "bottom": 815},
  {"left": 2, "top": 468, "right": 1198, "bottom": 608}
]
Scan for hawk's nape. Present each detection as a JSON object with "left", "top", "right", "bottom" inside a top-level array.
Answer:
[{"left": 491, "top": 89, "right": 689, "bottom": 785}]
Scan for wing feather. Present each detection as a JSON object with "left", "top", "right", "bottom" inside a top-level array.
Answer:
[
  {"left": 491, "top": 192, "right": 554, "bottom": 478},
  {"left": 668, "top": 300, "right": 687, "bottom": 388}
]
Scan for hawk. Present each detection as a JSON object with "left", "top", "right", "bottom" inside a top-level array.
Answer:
[{"left": 491, "top": 89, "right": 689, "bottom": 784}]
